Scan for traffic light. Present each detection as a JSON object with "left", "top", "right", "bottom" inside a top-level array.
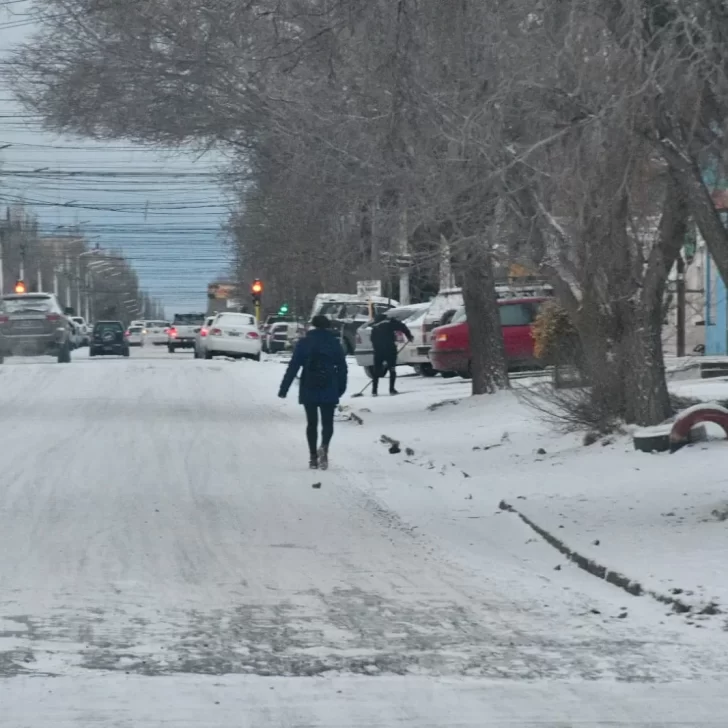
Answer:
[
  {"left": 278, "top": 303, "right": 289, "bottom": 315},
  {"left": 251, "top": 278, "right": 263, "bottom": 304},
  {"left": 14, "top": 280, "right": 26, "bottom": 294}
]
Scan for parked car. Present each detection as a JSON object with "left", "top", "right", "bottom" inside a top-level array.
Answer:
[
  {"left": 266, "top": 321, "right": 303, "bottom": 353},
  {"left": 261, "top": 314, "right": 295, "bottom": 351},
  {"left": 429, "top": 298, "right": 547, "bottom": 377},
  {"left": 89, "top": 321, "right": 130, "bottom": 358},
  {"left": 71, "top": 316, "right": 90, "bottom": 346},
  {"left": 310, "top": 293, "right": 399, "bottom": 354},
  {"left": 125, "top": 324, "right": 145, "bottom": 346},
  {"left": 144, "top": 320, "right": 171, "bottom": 346},
  {"left": 204, "top": 312, "right": 262, "bottom": 361},
  {"left": 355, "top": 302, "right": 430, "bottom": 377},
  {"left": 67, "top": 318, "right": 82, "bottom": 349},
  {"left": 0, "top": 292, "right": 73, "bottom": 363},
  {"left": 193, "top": 316, "right": 216, "bottom": 358},
  {"left": 168, "top": 313, "right": 206, "bottom": 352}
]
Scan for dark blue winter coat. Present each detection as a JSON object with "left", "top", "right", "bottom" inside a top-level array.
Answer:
[{"left": 279, "top": 329, "right": 348, "bottom": 405}]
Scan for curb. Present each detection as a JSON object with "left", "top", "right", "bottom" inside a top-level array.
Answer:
[{"left": 498, "top": 499, "right": 708, "bottom": 615}]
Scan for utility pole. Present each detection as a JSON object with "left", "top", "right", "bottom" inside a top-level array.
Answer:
[
  {"left": 397, "top": 201, "right": 410, "bottom": 305},
  {"left": 676, "top": 254, "right": 686, "bottom": 357},
  {"left": 76, "top": 258, "right": 82, "bottom": 314},
  {"left": 65, "top": 255, "right": 71, "bottom": 308},
  {"left": 84, "top": 270, "right": 91, "bottom": 322},
  {"left": 439, "top": 234, "right": 454, "bottom": 290}
]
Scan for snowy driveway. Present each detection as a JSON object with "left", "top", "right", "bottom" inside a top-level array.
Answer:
[{"left": 0, "top": 349, "right": 727, "bottom": 725}]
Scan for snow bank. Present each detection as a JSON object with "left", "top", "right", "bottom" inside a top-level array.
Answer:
[{"left": 345, "top": 370, "right": 728, "bottom": 629}]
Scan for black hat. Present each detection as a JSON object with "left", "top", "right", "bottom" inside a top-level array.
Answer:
[{"left": 311, "top": 314, "right": 331, "bottom": 329}]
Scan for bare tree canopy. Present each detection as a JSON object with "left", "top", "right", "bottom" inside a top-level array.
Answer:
[{"left": 13, "top": 0, "right": 728, "bottom": 419}]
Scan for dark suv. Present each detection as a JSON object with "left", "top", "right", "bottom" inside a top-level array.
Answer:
[
  {"left": 89, "top": 321, "right": 130, "bottom": 357},
  {"left": 0, "top": 293, "right": 73, "bottom": 363}
]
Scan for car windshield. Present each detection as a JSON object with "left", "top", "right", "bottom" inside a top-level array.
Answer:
[
  {"left": 451, "top": 307, "right": 467, "bottom": 323},
  {"left": 216, "top": 313, "right": 255, "bottom": 326},
  {"left": 2, "top": 296, "right": 54, "bottom": 314},
  {"left": 94, "top": 322, "right": 122, "bottom": 333},
  {"left": 173, "top": 314, "right": 205, "bottom": 325},
  {"left": 129, "top": 326, "right": 143, "bottom": 333}
]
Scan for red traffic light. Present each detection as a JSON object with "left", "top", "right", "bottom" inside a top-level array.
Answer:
[{"left": 251, "top": 279, "right": 263, "bottom": 295}]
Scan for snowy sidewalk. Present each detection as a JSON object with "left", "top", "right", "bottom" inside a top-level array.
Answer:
[{"left": 342, "top": 371, "right": 728, "bottom": 630}]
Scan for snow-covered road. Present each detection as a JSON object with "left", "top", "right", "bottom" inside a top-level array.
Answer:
[{"left": 1, "top": 349, "right": 727, "bottom": 725}]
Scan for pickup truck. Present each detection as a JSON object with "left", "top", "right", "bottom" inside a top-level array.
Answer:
[{"left": 168, "top": 313, "right": 206, "bottom": 352}]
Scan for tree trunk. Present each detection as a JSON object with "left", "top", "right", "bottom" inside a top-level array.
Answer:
[
  {"left": 620, "top": 171, "right": 685, "bottom": 426},
  {"left": 618, "top": 307, "right": 672, "bottom": 426},
  {"left": 439, "top": 234, "right": 454, "bottom": 290},
  {"left": 462, "top": 237, "right": 509, "bottom": 395}
]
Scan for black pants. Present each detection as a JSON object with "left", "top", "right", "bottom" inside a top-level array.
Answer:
[
  {"left": 372, "top": 348, "right": 397, "bottom": 394},
  {"left": 303, "top": 403, "right": 336, "bottom": 457}
]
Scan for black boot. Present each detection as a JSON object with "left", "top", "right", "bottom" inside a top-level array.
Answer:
[{"left": 318, "top": 446, "right": 329, "bottom": 471}]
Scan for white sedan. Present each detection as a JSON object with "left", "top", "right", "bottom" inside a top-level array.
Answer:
[
  {"left": 204, "top": 312, "right": 262, "bottom": 361},
  {"left": 125, "top": 324, "right": 145, "bottom": 346},
  {"left": 144, "top": 320, "right": 171, "bottom": 346}
]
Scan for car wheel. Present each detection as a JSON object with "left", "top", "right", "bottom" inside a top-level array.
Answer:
[
  {"left": 204, "top": 350, "right": 213, "bottom": 360},
  {"left": 123, "top": 348, "right": 130, "bottom": 357},
  {"left": 89, "top": 348, "right": 96, "bottom": 357},
  {"left": 0, "top": 353, "right": 4, "bottom": 364},
  {"left": 168, "top": 345, "right": 175, "bottom": 353},
  {"left": 252, "top": 352, "right": 261, "bottom": 362},
  {"left": 441, "top": 371, "right": 457, "bottom": 379},
  {"left": 418, "top": 363, "right": 437, "bottom": 377}
]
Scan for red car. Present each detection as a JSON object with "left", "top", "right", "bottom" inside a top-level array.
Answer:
[{"left": 429, "top": 298, "right": 546, "bottom": 377}]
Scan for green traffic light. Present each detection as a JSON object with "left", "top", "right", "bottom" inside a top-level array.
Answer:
[{"left": 278, "top": 304, "right": 289, "bottom": 315}]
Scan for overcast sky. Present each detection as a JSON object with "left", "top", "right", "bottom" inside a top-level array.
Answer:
[{"left": 0, "top": 2, "right": 232, "bottom": 316}]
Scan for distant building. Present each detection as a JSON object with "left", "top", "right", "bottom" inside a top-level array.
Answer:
[{"left": 207, "top": 281, "right": 247, "bottom": 315}]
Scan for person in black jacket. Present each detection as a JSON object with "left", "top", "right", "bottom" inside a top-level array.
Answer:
[
  {"left": 370, "top": 313, "right": 413, "bottom": 396},
  {"left": 278, "top": 315, "right": 348, "bottom": 469}
]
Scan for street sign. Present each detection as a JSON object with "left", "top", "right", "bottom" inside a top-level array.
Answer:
[{"left": 356, "top": 280, "right": 382, "bottom": 297}]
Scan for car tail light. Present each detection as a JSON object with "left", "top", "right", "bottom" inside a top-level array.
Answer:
[
  {"left": 210, "top": 328, "right": 222, "bottom": 336},
  {"left": 0, "top": 315, "right": 8, "bottom": 324},
  {"left": 435, "top": 333, "right": 448, "bottom": 343},
  {"left": 47, "top": 313, "right": 61, "bottom": 322},
  {"left": 168, "top": 327, "right": 177, "bottom": 338},
  {"left": 200, "top": 328, "right": 208, "bottom": 337},
  {"left": 124, "top": 330, "right": 131, "bottom": 337},
  {"left": 246, "top": 331, "right": 260, "bottom": 339}
]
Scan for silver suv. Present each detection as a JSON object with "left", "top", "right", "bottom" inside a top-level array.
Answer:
[{"left": 0, "top": 293, "right": 73, "bottom": 363}]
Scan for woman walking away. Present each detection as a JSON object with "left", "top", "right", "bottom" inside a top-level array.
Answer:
[{"left": 278, "top": 314, "right": 348, "bottom": 470}]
